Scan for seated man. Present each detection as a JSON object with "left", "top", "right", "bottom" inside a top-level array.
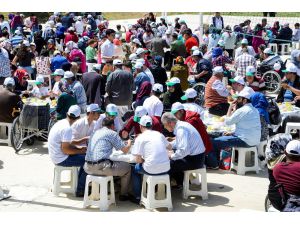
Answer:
[
  {"left": 161, "top": 112, "right": 206, "bottom": 187},
  {"left": 50, "top": 69, "right": 65, "bottom": 98},
  {"left": 204, "top": 66, "right": 230, "bottom": 116},
  {"left": 48, "top": 105, "right": 87, "bottom": 197},
  {"left": 131, "top": 116, "right": 171, "bottom": 203},
  {"left": 71, "top": 104, "right": 101, "bottom": 146},
  {"left": 0, "top": 77, "right": 22, "bottom": 123},
  {"left": 30, "top": 75, "right": 49, "bottom": 99},
  {"left": 207, "top": 89, "right": 261, "bottom": 169},
  {"left": 143, "top": 83, "right": 164, "bottom": 119},
  {"left": 56, "top": 90, "right": 77, "bottom": 120},
  {"left": 84, "top": 118, "right": 132, "bottom": 201},
  {"left": 229, "top": 75, "right": 255, "bottom": 95},
  {"left": 120, "top": 106, "right": 162, "bottom": 139},
  {"left": 245, "top": 66, "right": 266, "bottom": 93},
  {"left": 190, "top": 50, "right": 212, "bottom": 84},
  {"left": 181, "top": 88, "right": 204, "bottom": 119}
]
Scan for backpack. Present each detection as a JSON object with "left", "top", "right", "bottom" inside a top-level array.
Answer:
[{"left": 267, "top": 98, "right": 282, "bottom": 125}]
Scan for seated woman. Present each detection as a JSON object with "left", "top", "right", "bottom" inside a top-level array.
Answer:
[
  {"left": 133, "top": 81, "right": 152, "bottom": 109},
  {"left": 13, "top": 69, "right": 30, "bottom": 95},
  {"left": 171, "top": 56, "right": 189, "bottom": 90},
  {"left": 163, "top": 77, "right": 184, "bottom": 111},
  {"left": 245, "top": 66, "right": 266, "bottom": 93}
]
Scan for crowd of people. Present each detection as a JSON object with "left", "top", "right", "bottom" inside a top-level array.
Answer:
[{"left": 0, "top": 12, "right": 300, "bottom": 210}]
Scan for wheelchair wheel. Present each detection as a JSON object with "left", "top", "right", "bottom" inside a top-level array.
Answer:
[
  {"left": 192, "top": 82, "right": 206, "bottom": 107},
  {"left": 10, "top": 116, "right": 24, "bottom": 153},
  {"left": 262, "top": 70, "right": 281, "bottom": 94}
]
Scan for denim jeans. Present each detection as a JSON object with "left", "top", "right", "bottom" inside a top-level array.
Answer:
[
  {"left": 57, "top": 154, "right": 87, "bottom": 194},
  {"left": 206, "top": 135, "right": 250, "bottom": 168},
  {"left": 132, "top": 163, "right": 169, "bottom": 199}
]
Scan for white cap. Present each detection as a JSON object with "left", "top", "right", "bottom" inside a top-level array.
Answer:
[
  {"left": 192, "top": 50, "right": 203, "bottom": 57},
  {"left": 218, "top": 39, "right": 225, "bottom": 47},
  {"left": 181, "top": 88, "right": 197, "bottom": 100},
  {"left": 68, "top": 27, "right": 75, "bottom": 31},
  {"left": 106, "top": 104, "right": 118, "bottom": 116},
  {"left": 129, "top": 53, "right": 137, "bottom": 61},
  {"left": 273, "top": 62, "right": 281, "bottom": 71},
  {"left": 165, "top": 30, "right": 171, "bottom": 35},
  {"left": 237, "top": 88, "right": 252, "bottom": 100},
  {"left": 136, "top": 58, "right": 145, "bottom": 65},
  {"left": 56, "top": 22, "right": 62, "bottom": 27},
  {"left": 3, "top": 77, "right": 15, "bottom": 86},
  {"left": 23, "top": 40, "right": 30, "bottom": 47},
  {"left": 230, "top": 75, "right": 245, "bottom": 85},
  {"left": 87, "top": 14, "right": 93, "bottom": 19},
  {"left": 30, "top": 42, "right": 36, "bottom": 46},
  {"left": 15, "top": 30, "right": 21, "bottom": 35},
  {"left": 52, "top": 69, "right": 65, "bottom": 76},
  {"left": 243, "top": 86, "right": 255, "bottom": 96},
  {"left": 134, "top": 106, "right": 148, "bottom": 122},
  {"left": 283, "top": 63, "right": 298, "bottom": 73},
  {"left": 67, "top": 105, "right": 81, "bottom": 117},
  {"left": 134, "top": 62, "right": 144, "bottom": 69},
  {"left": 136, "top": 48, "right": 145, "bottom": 55},
  {"left": 35, "top": 75, "right": 44, "bottom": 84},
  {"left": 113, "top": 59, "right": 123, "bottom": 65},
  {"left": 132, "top": 38, "right": 141, "bottom": 46},
  {"left": 152, "top": 83, "right": 163, "bottom": 93},
  {"left": 191, "top": 46, "right": 199, "bottom": 51},
  {"left": 166, "top": 77, "right": 180, "bottom": 86},
  {"left": 241, "top": 38, "right": 248, "bottom": 44},
  {"left": 139, "top": 115, "right": 152, "bottom": 127},
  {"left": 171, "top": 102, "right": 184, "bottom": 114},
  {"left": 77, "top": 16, "right": 82, "bottom": 21},
  {"left": 93, "top": 64, "right": 102, "bottom": 70},
  {"left": 212, "top": 66, "right": 224, "bottom": 74},
  {"left": 246, "top": 66, "right": 256, "bottom": 76},
  {"left": 263, "top": 48, "right": 274, "bottom": 55},
  {"left": 64, "top": 71, "right": 75, "bottom": 79},
  {"left": 87, "top": 104, "right": 101, "bottom": 113},
  {"left": 286, "top": 140, "right": 300, "bottom": 156}
]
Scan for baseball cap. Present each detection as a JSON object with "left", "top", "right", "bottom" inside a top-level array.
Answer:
[
  {"left": 87, "top": 104, "right": 102, "bottom": 113},
  {"left": 23, "top": 40, "right": 30, "bottom": 47},
  {"left": 263, "top": 48, "right": 274, "bottom": 55},
  {"left": 35, "top": 75, "right": 44, "bottom": 85},
  {"left": 136, "top": 58, "right": 145, "bottom": 65},
  {"left": 53, "top": 50, "right": 61, "bottom": 56},
  {"left": 181, "top": 88, "right": 197, "bottom": 101},
  {"left": 152, "top": 83, "right": 163, "bottom": 93},
  {"left": 51, "top": 69, "right": 65, "bottom": 76},
  {"left": 166, "top": 77, "right": 180, "bottom": 86},
  {"left": 113, "top": 59, "right": 123, "bottom": 66},
  {"left": 67, "top": 105, "right": 81, "bottom": 118},
  {"left": 229, "top": 75, "right": 245, "bottom": 85},
  {"left": 246, "top": 66, "right": 256, "bottom": 76},
  {"left": 30, "top": 42, "right": 36, "bottom": 46},
  {"left": 171, "top": 102, "right": 184, "bottom": 114},
  {"left": 218, "top": 39, "right": 225, "bottom": 47},
  {"left": 132, "top": 38, "right": 141, "bottom": 46},
  {"left": 3, "top": 77, "right": 15, "bottom": 86},
  {"left": 212, "top": 66, "right": 224, "bottom": 74},
  {"left": 64, "top": 71, "right": 75, "bottom": 79},
  {"left": 47, "top": 39, "right": 55, "bottom": 44},
  {"left": 106, "top": 104, "right": 118, "bottom": 116},
  {"left": 129, "top": 53, "right": 137, "bottom": 61},
  {"left": 241, "top": 38, "right": 248, "bottom": 45},
  {"left": 165, "top": 30, "right": 171, "bottom": 35},
  {"left": 282, "top": 63, "right": 298, "bottom": 73},
  {"left": 139, "top": 115, "right": 152, "bottom": 127},
  {"left": 191, "top": 46, "right": 199, "bottom": 51},
  {"left": 237, "top": 88, "right": 252, "bottom": 100},
  {"left": 134, "top": 62, "right": 143, "bottom": 69},
  {"left": 14, "top": 30, "right": 21, "bottom": 35},
  {"left": 192, "top": 50, "right": 203, "bottom": 57},
  {"left": 93, "top": 64, "right": 102, "bottom": 70},
  {"left": 286, "top": 140, "right": 300, "bottom": 156},
  {"left": 134, "top": 106, "right": 148, "bottom": 122},
  {"left": 136, "top": 48, "right": 146, "bottom": 55}
]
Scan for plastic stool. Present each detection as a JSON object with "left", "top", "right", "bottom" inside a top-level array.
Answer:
[
  {"left": 230, "top": 147, "right": 260, "bottom": 175},
  {"left": 183, "top": 168, "right": 208, "bottom": 200},
  {"left": 0, "top": 122, "right": 12, "bottom": 146},
  {"left": 140, "top": 174, "right": 173, "bottom": 211},
  {"left": 53, "top": 166, "right": 78, "bottom": 196},
  {"left": 83, "top": 175, "right": 115, "bottom": 211},
  {"left": 268, "top": 43, "right": 278, "bottom": 55},
  {"left": 257, "top": 140, "right": 268, "bottom": 168},
  {"left": 292, "top": 42, "right": 300, "bottom": 50},
  {"left": 279, "top": 43, "right": 290, "bottom": 55},
  {"left": 285, "top": 122, "right": 300, "bottom": 137}
]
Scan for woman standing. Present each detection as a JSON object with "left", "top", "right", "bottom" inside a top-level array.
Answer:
[{"left": 252, "top": 24, "right": 266, "bottom": 53}]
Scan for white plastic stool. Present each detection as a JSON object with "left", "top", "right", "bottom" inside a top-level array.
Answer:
[
  {"left": 268, "top": 43, "right": 278, "bottom": 55},
  {"left": 257, "top": 140, "right": 268, "bottom": 168},
  {"left": 140, "top": 174, "right": 173, "bottom": 211},
  {"left": 83, "top": 175, "right": 115, "bottom": 211},
  {"left": 279, "top": 43, "right": 290, "bottom": 55},
  {"left": 285, "top": 122, "right": 300, "bottom": 137},
  {"left": 292, "top": 42, "right": 300, "bottom": 50},
  {"left": 230, "top": 147, "right": 260, "bottom": 175},
  {"left": 183, "top": 168, "right": 208, "bottom": 200},
  {"left": 0, "top": 122, "right": 12, "bottom": 146},
  {"left": 53, "top": 166, "right": 78, "bottom": 196}
]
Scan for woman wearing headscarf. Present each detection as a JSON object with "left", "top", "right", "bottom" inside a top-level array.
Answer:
[
  {"left": 163, "top": 77, "right": 184, "bottom": 110},
  {"left": 250, "top": 92, "right": 270, "bottom": 141},
  {"left": 133, "top": 81, "right": 152, "bottom": 109},
  {"left": 271, "top": 21, "right": 280, "bottom": 38},
  {"left": 13, "top": 69, "right": 30, "bottom": 95},
  {"left": 252, "top": 23, "right": 266, "bottom": 53},
  {"left": 212, "top": 47, "right": 232, "bottom": 72},
  {"left": 170, "top": 56, "right": 189, "bottom": 90},
  {"left": 150, "top": 55, "right": 168, "bottom": 91},
  {"left": 66, "top": 41, "right": 86, "bottom": 73}
]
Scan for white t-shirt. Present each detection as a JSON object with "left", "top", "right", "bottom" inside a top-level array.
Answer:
[
  {"left": 71, "top": 117, "right": 95, "bottom": 140},
  {"left": 143, "top": 95, "right": 163, "bottom": 117},
  {"left": 48, "top": 119, "right": 72, "bottom": 164},
  {"left": 183, "top": 103, "right": 205, "bottom": 119},
  {"left": 31, "top": 86, "right": 49, "bottom": 98},
  {"left": 132, "top": 130, "right": 170, "bottom": 174},
  {"left": 52, "top": 81, "right": 62, "bottom": 96},
  {"left": 75, "top": 21, "right": 84, "bottom": 34},
  {"left": 93, "top": 114, "right": 122, "bottom": 133},
  {"left": 101, "top": 39, "right": 114, "bottom": 63}
]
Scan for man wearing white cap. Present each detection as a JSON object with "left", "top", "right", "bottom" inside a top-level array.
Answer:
[
  {"left": 205, "top": 66, "right": 230, "bottom": 116},
  {"left": 136, "top": 58, "right": 155, "bottom": 85},
  {"left": 48, "top": 105, "right": 87, "bottom": 197},
  {"left": 245, "top": 65, "right": 266, "bottom": 92},
  {"left": 133, "top": 62, "right": 150, "bottom": 93},
  {"left": 71, "top": 104, "right": 102, "bottom": 146},
  {"left": 30, "top": 75, "right": 49, "bottom": 99},
  {"left": 207, "top": 88, "right": 261, "bottom": 169},
  {"left": 143, "top": 83, "right": 164, "bottom": 118},
  {"left": 0, "top": 77, "right": 21, "bottom": 123},
  {"left": 191, "top": 49, "right": 213, "bottom": 83},
  {"left": 130, "top": 115, "right": 171, "bottom": 203},
  {"left": 235, "top": 46, "right": 256, "bottom": 77},
  {"left": 234, "top": 38, "right": 256, "bottom": 60},
  {"left": 181, "top": 88, "right": 204, "bottom": 118},
  {"left": 135, "top": 48, "right": 151, "bottom": 68},
  {"left": 51, "top": 69, "right": 65, "bottom": 97},
  {"left": 229, "top": 74, "right": 255, "bottom": 96}
]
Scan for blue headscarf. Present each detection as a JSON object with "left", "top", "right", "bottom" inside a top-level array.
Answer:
[
  {"left": 212, "top": 47, "right": 223, "bottom": 59},
  {"left": 250, "top": 92, "right": 270, "bottom": 124}
]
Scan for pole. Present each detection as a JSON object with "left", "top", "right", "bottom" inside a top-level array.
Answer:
[{"left": 199, "top": 12, "right": 203, "bottom": 44}]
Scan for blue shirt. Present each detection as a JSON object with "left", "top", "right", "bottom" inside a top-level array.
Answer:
[
  {"left": 10, "top": 35, "right": 23, "bottom": 48},
  {"left": 284, "top": 81, "right": 294, "bottom": 102},
  {"left": 134, "top": 72, "right": 150, "bottom": 93},
  {"left": 51, "top": 55, "right": 68, "bottom": 72},
  {"left": 225, "top": 103, "right": 261, "bottom": 146},
  {"left": 68, "top": 81, "right": 87, "bottom": 107},
  {"left": 85, "top": 127, "right": 125, "bottom": 161}
]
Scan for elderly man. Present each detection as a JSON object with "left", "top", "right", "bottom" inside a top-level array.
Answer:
[
  {"left": 143, "top": 83, "right": 164, "bottom": 118},
  {"left": 48, "top": 105, "right": 87, "bottom": 197},
  {"left": 170, "top": 32, "right": 187, "bottom": 59},
  {"left": 204, "top": 66, "right": 230, "bottom": 116},
  {"left": 191, "top": 50, "right": 212, "bottom": 84},
  {"left": 229, "top": 75, "right": 255, "bottom": 95},
  {"left": 94, "top": 103, "right": 122, "bottom": 132},
  {"left": 134, "top": 62, "right": 150, "bottom": 93},
  {"left": 131, "top": 115, "right": 171, "bottom": 203},
  {"left": 235, "top": 47, "right": 256, "bottom": 77},
  {"left": 181, "top": 88, "right": 204, "bottom": 118},
  {"left": 161, "top": 112, "right": 206, "bottom": 188},
  {"left": 136, "top": 58, "right": 155, "bottom": 85},
  {"left": 207, "top": 89, "right": 261, "bottom": 169},
  {"left": 84, "top": 118, "right": 132, "bottom": 201},
  {"left": 234, "top": 38, "right": 256, "bottom": 60}
]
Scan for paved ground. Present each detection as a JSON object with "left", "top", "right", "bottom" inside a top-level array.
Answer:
[{"left": 0, "top": 141, "right": 269, "bottom": 212}]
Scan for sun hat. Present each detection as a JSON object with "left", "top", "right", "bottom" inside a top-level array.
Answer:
[
  {"left": 106, "top": 104, "right": 118, "bottom": 116},
  {"left": 67, "top": 105, "right": 81, "bottom": 117},
  {"left": 134, "top": 106, "right": 148, "bottom": 122},
  {"left": 166, "top": 77, "right": 180, "bottom": 86},
  {"left": 87, "top": 104, "right": 102, "bottom": 113},
  {"left": 139, "top": 115, "right": 152, "bottom": 127},
  {"left": 181, "top": 88, "right": 197, "bottom": 101},
  {"left": 171, "top": 102, "right": 184, "bottom": 114}
]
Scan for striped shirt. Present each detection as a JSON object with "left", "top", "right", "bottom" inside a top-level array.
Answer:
[
  {"left": 85, "top": 127, "right": 125, "bottom": 162},
  {"left": 171, "top": 121, "right": 205, "bottom": 160},
  {"left": 0, "top": 50, "right": 11, "bottom": 78},
  {"left": 10, "top": 35, "right": 23, "bottom": 48}
]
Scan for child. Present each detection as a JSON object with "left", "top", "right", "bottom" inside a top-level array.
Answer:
[{"left": 31, "top": 75, "right": 49, "bottom": 99}]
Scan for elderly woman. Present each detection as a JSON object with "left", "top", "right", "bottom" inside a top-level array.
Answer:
[
  {"left": 170, "top": 56, "right": 189, "bottom": 90},
  {"left": 66, "top": 41, "right": 86, "bottom": 73}
]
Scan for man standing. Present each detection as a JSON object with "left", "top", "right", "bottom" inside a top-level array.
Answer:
[
  {"left": 150, "top": 32, "right": 169, "bottom": 58},
  {"left": 212, "top": 12, "right": 224, "bottom": 32},
  {"left": 182, "top": 29, "right": 198, "bottom": 56},
  {"left": 48, "top": 105, "right": 87, "bottom": 197},
  {"left": 133, "top": 62, "right": 150, "bottom": 93},
  {"left": 234, "top": 38, "right": 256, "bottom": 60},
  {"left": 101, "top": 29, "right": 116, "bottom": 69},
  {"left": 84, "top": 118, "right": 132, "bottom": 201},
  {"left": 235, "top": 47, "right": 257, "bottom": 77},
  {"left": 50, "top": 50, "right": 69, "bottom": 72}
]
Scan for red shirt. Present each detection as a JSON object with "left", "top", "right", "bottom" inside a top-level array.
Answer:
[
  {"left": 185, "top": 37, "right": 199, "bottom": 56},
  {"left": 125, "top": 31, "right": 133, "bottom": 43},
  {"left": 64, "top": 33, "right": 79, "bottom": 44},
  {"left": 273, "top": 162, "right": 300, "bottom": 196}
]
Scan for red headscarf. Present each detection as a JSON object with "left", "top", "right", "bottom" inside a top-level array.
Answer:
[
  {"left": 14, "top": 69, "right": 29, "bottom": 86},
  {"left": 136, "top": 81, "right": 152, "bottom": 101}
]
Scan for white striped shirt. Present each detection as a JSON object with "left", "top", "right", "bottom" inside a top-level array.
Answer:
[{"left": 171, "top": 121, "right": 205, "bottom": 160}]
